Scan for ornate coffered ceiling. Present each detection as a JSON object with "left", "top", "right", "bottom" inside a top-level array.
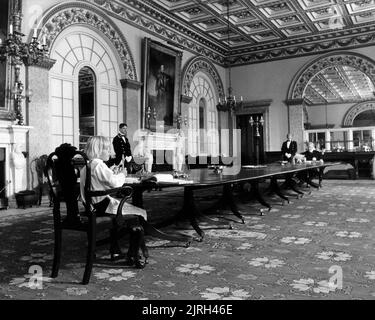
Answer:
[
  {"left": 85, "top": 0, "right": 375, "bottom": 104},
  {"left": 145, "top": 0, "right": 375, "bottom": 65},
  {"left": 87, "top": 0, "right": 375, "bottom": 66}
]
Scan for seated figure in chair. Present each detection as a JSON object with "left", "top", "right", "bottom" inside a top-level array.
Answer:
[
  {"left": 299, "top": 142, "right": 324, "bottom": 188},
  {"left": 81, "top": 136, "right": 148, "bottom": 268}
]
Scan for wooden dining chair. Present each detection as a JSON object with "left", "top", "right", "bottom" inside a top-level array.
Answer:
[{"left": 45, "top": 143, "right": 145, "bottom": 284}]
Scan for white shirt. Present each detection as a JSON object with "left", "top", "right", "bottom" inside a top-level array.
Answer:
[
  {"left": 80, "top": 158, "right": 147, "bottom": 220},
  {"left": 286, "top": 140, "right": 291, "bottom": 149}
]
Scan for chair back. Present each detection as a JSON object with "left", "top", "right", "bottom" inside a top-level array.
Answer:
[{"left": 45, "top": 144, "right": 89, "bottom": 224}]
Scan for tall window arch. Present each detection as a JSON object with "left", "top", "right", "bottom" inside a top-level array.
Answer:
[
  {"left": 50, "top": 27, "right": 122, "bottom": 149},
  {"left": 188, "top": 73, "right": 219, "bottom": 156}
]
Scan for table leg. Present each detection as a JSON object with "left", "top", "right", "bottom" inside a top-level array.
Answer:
[
  {"left": 247, "top": 181, "right": 272, "bottom": 211},
  {"left": 132, "top": 185, "right": 192, "bottom": 244},
  {"left": 318, "top": 167, "right": 324, "bottom": 188},
  {"left": 206, "top": 184, "right": 245, "bottom": 223},
  {"left": 299, "top": 170, "right": 319, "bottom": 189},
  {"left": 269, "top": 176, "right": 289, "bottom": 204},
  {"left": 283, "top": 173, "right": 304, "bottom": 197},
  {"left": 223, "top": 184, "right": 245, "bottom": 223}
]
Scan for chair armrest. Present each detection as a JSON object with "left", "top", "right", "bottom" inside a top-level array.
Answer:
[{"left": 89, "top": 186, "right": 133, "bottom": 198}]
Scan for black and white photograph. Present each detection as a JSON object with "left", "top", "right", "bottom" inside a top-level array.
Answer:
[{"left": 0, "top": 0, "right": 375, "bottom": 307}]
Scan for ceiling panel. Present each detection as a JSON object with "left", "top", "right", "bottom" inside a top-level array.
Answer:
[
  {"left": 143, "top": 0, "right": 375, "bottom": 104},
  {"left": 100, "top": 0, "right": 375, "bottom": 104}
]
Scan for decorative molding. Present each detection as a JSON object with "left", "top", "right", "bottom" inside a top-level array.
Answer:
[
  {"left": 120, "top": 79, "right": 142, "bottom": 90},
  {"left": 85, "top": 0, "right": 226, "bottom": 64},
  {"left": 36, "top": 1, "right": 137, "bottom": 80},
  {"left": 26, "top": 57, "right": 56, "bottom": 70},
  {"left": 86, "top": 0, "right": 375, "bottom": 66},
  {"left": 343, "top": 101, "right": 375, "bottom": 127},
  {"left": 230, "top": 29, "right": 375, "bottom": 66},
  {"left": 243, "top": 99, "right": 273, "bottom": 108},
  {"left": 181, "top": 56, "right": 224, "bottom": 98},
  {"left": 285, "top": 98, "right": 306, "bottom": 106},
  {"left": 289, "top": 52, "right": 375, "bottom": 100},
  {"left": 180, "top": 95, "right": 193, "bottom": 104}
]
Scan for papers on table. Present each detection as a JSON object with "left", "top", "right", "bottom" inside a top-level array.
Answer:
[
  {"left": 123, "top": 177, "right": 141, "bottom": 184},
  {"left": 173, "top": 179, "right": 194, "bottom": 185},
  {"left": 242, "top": 165, "right": 267, "bottom": 168},
  {"left": 153, "top": 174, "right": 175, "bottom": 182}
]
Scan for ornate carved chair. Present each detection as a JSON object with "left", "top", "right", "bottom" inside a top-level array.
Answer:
[{"left": 45, "top": 143, "right": 146, "bottom": 285}]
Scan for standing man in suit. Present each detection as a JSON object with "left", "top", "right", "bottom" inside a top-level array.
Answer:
[
  {"left": 112, "top": 123, "right": 134, "bottom": 173},
  {"left": 281, "top": 133, "right": 297, "bottom": 162}
]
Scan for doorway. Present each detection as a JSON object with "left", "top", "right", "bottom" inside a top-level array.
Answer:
[
  {"left": 237, "top": 113, "right": 265, "bottom": 165},
  {"left": 78, "top": 67, "right": 96, "bottom": 150}
]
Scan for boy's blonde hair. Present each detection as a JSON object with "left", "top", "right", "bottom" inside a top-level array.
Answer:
[{"left": 85, "top": 136, "right": 111, "bottom": 160}]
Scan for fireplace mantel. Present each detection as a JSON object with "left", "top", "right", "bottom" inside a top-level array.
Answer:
[
  {"left": 0, "top": 124, "right": 33, "bottom": 199},
  {"left": 133, "top": 131, "right": 185, "bottom": 169}
]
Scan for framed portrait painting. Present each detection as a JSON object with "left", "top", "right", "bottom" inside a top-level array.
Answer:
[{"left": 142, "top": 38, "right": 182, "bottom": 132}]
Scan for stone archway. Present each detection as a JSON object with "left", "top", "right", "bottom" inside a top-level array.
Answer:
[
  {"left": 181, "top": 56, "right": 224, "bottom": 98},
  {"left": 33, "top": 1, "right": 137, "bottom": 80},
  {"left": 343, "top": 101, "right": 375, "bottom": 127}
]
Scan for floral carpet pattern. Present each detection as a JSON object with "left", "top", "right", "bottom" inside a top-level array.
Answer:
[{"left": 0, "top": 180, "right": 375, "bottom": 300}]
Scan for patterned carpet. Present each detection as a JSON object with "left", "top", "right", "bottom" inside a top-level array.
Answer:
[{"left": 0, "top": 180, "right": 374, "bottom": 300}]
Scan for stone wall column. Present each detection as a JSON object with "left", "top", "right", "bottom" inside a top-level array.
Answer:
[
  {"left": 347, "top": 129, "right": 353, "bottom": 151},
  {"left": 325, "top": 130, "right": 331, "bottom": 151},
  {"left": 26, "top": 58, "right": 55, "bottom": 190},
  {"left": 286, "top": 99, "right": 305, "bottom": 153},
  {"left": 180, "top": 95, "right": 192, "bottom": 154},
  {"left": 121, "top": 79, "right": 143, "bottom": 147}
]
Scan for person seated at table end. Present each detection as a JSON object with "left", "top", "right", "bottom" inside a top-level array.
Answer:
[{"left": 303, "top": 142, "right": 324, "bottom": 162}]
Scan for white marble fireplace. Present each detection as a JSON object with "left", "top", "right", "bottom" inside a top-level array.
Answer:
[
  {"left": 0, "top": 123, "right": 32, "bottom": 200},
  {"left": 133, "top": 130, "right": 185, "bottom": 170}
]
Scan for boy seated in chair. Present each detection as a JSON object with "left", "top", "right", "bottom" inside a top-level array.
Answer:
[{"left": 81, "top": 136, "right": 148, "bottom": 268}]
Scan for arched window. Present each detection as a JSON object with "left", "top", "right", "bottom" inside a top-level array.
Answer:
[
  {"left": 78, "top": 67, "right": 96, "bottom": 150},
  {"left": 353, "top": 110, "right": 375, "bottom": 127},
  {"left": 50, "top": 28, "right": 122, "bottom": 149},
  {"left": 188, "top": 73, "right": 219, "bottom": 156}
]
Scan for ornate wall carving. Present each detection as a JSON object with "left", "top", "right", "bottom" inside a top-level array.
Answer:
[
  {"left": 289, "top": 52, "right": 375, "bottom": 100},
  {"left": 343, "top": 101, "right": 375, "bottom": 127},
  {"left": 35, "top": 2, "right": 137, "bottom": 80},
  {"left": 84, "top": 0, "right": 375, "bottom": 67},
  {"left": 181, "top": 56, "right": 224, "bottom": 99},
  {"left": 85, "top": 0, "right": 225, "bottom": 65}
]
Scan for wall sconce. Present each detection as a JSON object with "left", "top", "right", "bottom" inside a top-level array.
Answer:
[
  {"left": 249, "top": 115, "right": 264, "bottom": 137},
  {"left": 146, "top": 106, "right": 156, "bottom": 129},
  {"left": 0, "top": 24, "right": 48, "bottom": 125},
  {"left": 249, "top": 115, "right": 264, "bottom": 165},
  {"left": 177, "top": 113, "right": 188, "bottom": 129}
]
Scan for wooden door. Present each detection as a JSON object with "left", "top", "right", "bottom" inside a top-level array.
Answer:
[{"left": 237, "top": 114, "right": 264, "bottom": 165}]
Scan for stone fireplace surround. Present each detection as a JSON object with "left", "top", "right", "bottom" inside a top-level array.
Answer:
[{"left": 0, "top": 123, "right": 32, "bottom": 205}]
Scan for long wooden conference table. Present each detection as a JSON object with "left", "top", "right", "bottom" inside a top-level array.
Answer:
[{"left": 127, "top": 161, "right": 339, "bottom": 241}]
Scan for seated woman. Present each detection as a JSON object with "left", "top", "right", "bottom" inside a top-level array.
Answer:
[
  {"left": 80, "top": 136, "right": 148, "bottom": 268},
  {"left": 300, "top": 142, "right": 324, "bottom": 187},
  {"left": 303, "top": 142, "right": 324, "bottom": 162}
]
